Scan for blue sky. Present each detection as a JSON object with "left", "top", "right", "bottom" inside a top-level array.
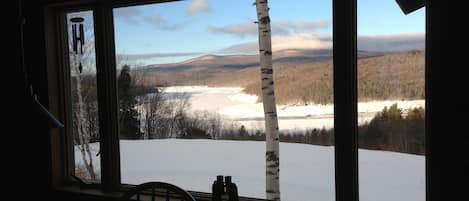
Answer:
[{"left": 112, "top": 0, "right": 425, "bottom": 65}]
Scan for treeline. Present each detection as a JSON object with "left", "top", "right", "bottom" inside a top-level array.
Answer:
[
  {"left": 216, "top": 103, "right": 425, "bottom": 155},
  {"left": 218, "top": 126, "right": 334, "bottom": 147},
  {"left": 358, "top": 104, "right": 425, "bottom": 155}
]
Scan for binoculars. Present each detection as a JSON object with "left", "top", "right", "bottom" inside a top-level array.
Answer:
[{"left": 212, "top": 175, "right": 239, "bottom": 201}]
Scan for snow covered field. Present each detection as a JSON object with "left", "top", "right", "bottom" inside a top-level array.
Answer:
[
  {"left": 76, "top": 139, "right": 425, "bottom": 201},
  {"left": 163, "top": 86, "right": 425, "bottom": 131}
]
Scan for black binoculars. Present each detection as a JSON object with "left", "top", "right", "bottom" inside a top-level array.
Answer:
[{"left": 212, "top": 175, "right": 239, "bottom": 201}]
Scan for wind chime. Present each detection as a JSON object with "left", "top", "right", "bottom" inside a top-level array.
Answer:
[{"left": 70, "top": 17, "right": 85, "bottom": 74}]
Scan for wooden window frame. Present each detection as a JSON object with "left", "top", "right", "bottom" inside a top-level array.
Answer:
[
  {"left": 333, "top": 1, "right": 359, "bottom": 201},
  {"left": 45, "top": 1, "right": 427, "bottom": 201}
]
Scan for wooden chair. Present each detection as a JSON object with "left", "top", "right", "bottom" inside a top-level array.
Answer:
[{"left": 120, "top": 182, "right": 196, "bottom": 201}]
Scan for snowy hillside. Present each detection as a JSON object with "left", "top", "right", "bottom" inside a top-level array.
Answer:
[{"left": 76, "top": 139, "right": 425, "bottom": 201}]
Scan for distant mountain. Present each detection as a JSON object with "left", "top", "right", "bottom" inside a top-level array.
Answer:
[
  {"left": 141, "top": 49, "right": 384, "bottom": 72},
  {"left": 134, "top": 50, "right": 424, "bottom": 104},
  {"left": 142, "top": 54, "right": 258, "bottom": 72}
]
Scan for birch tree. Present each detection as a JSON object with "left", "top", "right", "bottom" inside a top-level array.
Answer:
[
  {"left": 69, "top": 12, "right": 97, "bottom": 180},
  {"left": 71, "top": 53, "right": 97, "bottom": 180},
  {"left": 254, "top": 1, "right": 281, "bottom": 200}
]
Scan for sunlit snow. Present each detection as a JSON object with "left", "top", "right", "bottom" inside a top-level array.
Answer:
[{"left": 76, "top": 139, "right": 425, "bottom": 201}]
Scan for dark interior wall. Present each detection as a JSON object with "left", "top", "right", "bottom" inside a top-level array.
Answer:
[
  {"left": 2, "top": 0, "right": 468, "bottom": 201},
  {"left": 426, "top": 1, "right": 469, "bottom": 201},
  {"left": 3, "top": 0, "right": 52, "bottom": 200}
]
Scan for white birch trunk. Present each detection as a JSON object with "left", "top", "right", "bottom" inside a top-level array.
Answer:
[
  {"left": 72, "top": 54, "right": 96, "bottom": 180},
  {"left": 255, "top": 1, "right": 280, "bottom": 200}
]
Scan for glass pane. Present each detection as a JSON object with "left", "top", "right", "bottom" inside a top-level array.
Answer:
[
  {"left": 67, "top": 11, "right": 101, "bottom": 182},
  {"left": 114, "top": 1, "right": 334, "bottom": 200},
  {"left": 357, "top": 1, "right": 425, "bottom": 201}
]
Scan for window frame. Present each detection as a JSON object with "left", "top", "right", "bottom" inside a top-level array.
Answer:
[
  {"left": 46, "top": 4, "right": 101, "bottom": 187},
  {"left": 333, "top": 1, "right": 359, "bottom": 201},
  {"left": 44, "top": 1, "right": 426, "bottom": 201}
]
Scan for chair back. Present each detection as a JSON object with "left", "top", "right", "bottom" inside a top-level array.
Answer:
[{"left": 121, "top": 182, "right": 196, "bottom": 201}]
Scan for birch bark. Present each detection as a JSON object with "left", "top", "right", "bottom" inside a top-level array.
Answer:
[
  {"left": 255, "top": 1, "right": 280, "bottom": 200},
  {"left": 72, "top": 54, "right": 96, "bottom": 180}
]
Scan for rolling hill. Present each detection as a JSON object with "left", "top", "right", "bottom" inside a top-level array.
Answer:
[
  {"left": 141, "top": 49, "right": 383, "bottom": 72},
  {"left": 135, "top": 49, "right": 424, "bottom": 104}
]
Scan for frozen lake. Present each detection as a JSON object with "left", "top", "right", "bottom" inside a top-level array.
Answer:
[{"left": 163, "top": 86, "right": 425, "bottom": 131}]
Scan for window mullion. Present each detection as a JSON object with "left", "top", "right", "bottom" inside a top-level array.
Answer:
[
  {"left": 94, "top": 1, "right": 121, "bottom": 192},
  {"left": 333, "top": 0, "right": 359, "bottom": 201},
  {"left": 58, "top": 10, "right": 76, "bottom": 184}
]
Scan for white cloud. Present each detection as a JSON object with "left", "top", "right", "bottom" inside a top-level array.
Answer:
[
  {"left": 187, "top": 0, "right": 211, "bottom": 15},
  {"left": 206, "top": 19, "right": 330, "bottom": 38},
  {"left": 144, "top": 13, "right": 181, "bottom": 31},
  {"left": 272, "top": 34, "right": 332, "bottom": 51},
  {"left": 275, "top": 19, "right": 329, "bottom": 33},
  {"left": 206, "top": 23, "right": 258, "bottom": 38},
  {"left": 219, "top": 33, "right": 332, "bottom": 54},
  {"left": 218, "top": 32, "right": 424, "bottom": 54}
]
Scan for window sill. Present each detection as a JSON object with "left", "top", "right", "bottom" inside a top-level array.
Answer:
[
  {"left": 53, "top": 184, "right": 268, "bottom": 201},
  {"left": 53, "top": 185, "right": 123, "bottom": 201}
]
